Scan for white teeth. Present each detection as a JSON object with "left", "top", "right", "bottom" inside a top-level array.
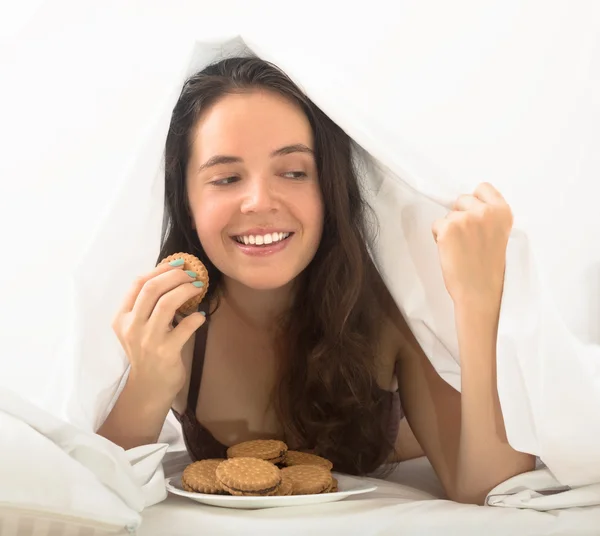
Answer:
[{"left": 235, "top": 232, "right": 291, "bottom": 245}]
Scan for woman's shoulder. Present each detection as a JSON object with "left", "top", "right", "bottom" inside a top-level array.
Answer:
[{"left": 373, "top": 275, "right": 418, "bottom": 362}]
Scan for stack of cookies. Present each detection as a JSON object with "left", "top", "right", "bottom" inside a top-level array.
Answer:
[{"left": 181, "top": 439, "right": 338, "bottom": 497}]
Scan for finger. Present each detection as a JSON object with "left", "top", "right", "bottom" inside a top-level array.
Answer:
[
  {"left": 146, "top": 281, "right": 206, "bottom": 331},
  {"left": 433, "top": 210, "right": 467, "bottom": 242},
  {"left": 119, "top": 259, "right": 186, "bottom": 315},
  {"left": 431, "top": 217, "right": 446, "bottom": 243},
  {"left": 167, "top": 312, "right": 185, "bottom": 333},
  {"left": 473, "top": 182, "right": 505, "bottom": 205},
  {"left": 168, "top": 312, "right": 207, "bottom": 348},
  {"left": 452, "top": 194, "right": 485, "bottom": 212},
  {"left": 132, "top": 267, "right": 199, "bottom": 322}
]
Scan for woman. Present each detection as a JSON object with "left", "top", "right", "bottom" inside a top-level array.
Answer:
[{"left": 97, "top": 56, "right": 535, "bottom": 505}]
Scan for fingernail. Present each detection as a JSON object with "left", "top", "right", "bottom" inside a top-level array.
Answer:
[
  {"left": 185, "top": 270, "right": 197, "bottom": 278},
  {"left": 169, "top": 258, "right": 184, "bottom": 267},
  {"left": 199, "top": 311, "right": 206, "bottom": 316},
  {"left": 192, "top": 281, "right": 204, "bottom": 288}
]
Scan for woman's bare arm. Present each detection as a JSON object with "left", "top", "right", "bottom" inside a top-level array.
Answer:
[
  {"left": 96, "top": 372, "right": 177, "bottom": 450},
  {"left": 97, "top": 331, "right": 196, "bottom": 450},
  {"left": 396, "top": 305, "right": 535, "bottom": 505}
]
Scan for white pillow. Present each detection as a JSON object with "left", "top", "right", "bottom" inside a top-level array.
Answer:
[
  {"left": 0, "top": 411, "right": 140, "bottom": 534},
  {"left": 0, "top": 387, "right": 170, "bottom": 534}
]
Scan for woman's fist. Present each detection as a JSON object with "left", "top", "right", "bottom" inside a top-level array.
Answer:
[{"left": 432, "top": 182, "right": 513, "bottom": 310}]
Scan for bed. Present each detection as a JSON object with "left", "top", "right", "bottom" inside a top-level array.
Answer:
[
  {"left": 135, "top": 450, "right": 600, "bottom": 536},
  {"left": 1, "top": 388, "right": 598, "bottom": 536}
]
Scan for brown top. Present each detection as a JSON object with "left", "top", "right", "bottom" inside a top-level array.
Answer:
[{"left": 171, "top": 312, "right": 403, "bottom": 464}]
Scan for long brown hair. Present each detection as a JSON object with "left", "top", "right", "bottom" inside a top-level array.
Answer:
[{"left": 159, "top": 56, "right": 397, "bottom": 475}]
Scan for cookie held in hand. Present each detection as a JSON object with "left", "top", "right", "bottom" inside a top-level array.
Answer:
[{"left": 159, "top": 252, "right": 209, "bottom": 315}]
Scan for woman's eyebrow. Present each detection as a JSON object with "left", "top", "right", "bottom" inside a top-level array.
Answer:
[
  {"left": 270, "top": 144, "right": 314, "bottom": 157},
  {"left": 197, "top": 144, "right": 314, "bottom": 174},
  {"left": 197, "top": 155, "right": 242, "bottom": 174}
]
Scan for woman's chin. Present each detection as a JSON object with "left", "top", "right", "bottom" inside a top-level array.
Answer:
[
  {"left": 239, "top": 278, "right": 295, "bottom": 292},
  {"left": 226, "top": 271, "right": 296, "bottom": 292}
]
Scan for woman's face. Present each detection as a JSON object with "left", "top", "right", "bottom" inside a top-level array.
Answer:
[{"left": 186, "top": 90, "right": 324, "bottom": 291}]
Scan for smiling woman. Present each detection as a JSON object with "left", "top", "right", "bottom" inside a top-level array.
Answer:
[{"left": 97, "top": 56, "right": 535, "bottom": 505}]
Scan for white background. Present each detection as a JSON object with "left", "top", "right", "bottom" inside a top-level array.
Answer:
[{"left": 1, "top": 0, "right": 599, "bottom": 413}]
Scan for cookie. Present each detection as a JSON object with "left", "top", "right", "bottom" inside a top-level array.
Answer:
[
  {"left": 226, "top": 439, "right": 288, "bottom": 464},
  {"left": 280, "top": 465, "right": 333, "bottom": 495},
  {"left": 283, "top": 450, "right": 333, "bottom": 471},
  {"left": 159, "top": 252, "right": 209, "bottom": 315},
  {"left": 182, "top": 459, "right": 225, "bottom": 494},
  {"left": 216, "top": 457, "right": 282, "bottom": 496},
  {"left": 276, "top": 473, "right": 293, "bottom": 496},
  {"left": 322, "top": 476, "right": 339, "bottom": 493}
]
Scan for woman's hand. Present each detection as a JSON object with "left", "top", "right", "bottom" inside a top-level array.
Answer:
[
  {"left": 111, "top": 259, "right": 207, "bottom": 396},
  {"left": 432, "top": 182, "right": 513, "bottom": 311}
]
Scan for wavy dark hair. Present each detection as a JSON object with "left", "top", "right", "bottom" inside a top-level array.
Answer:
[{"left": 158, "top": 55, "right": 398, "bottom": 475}]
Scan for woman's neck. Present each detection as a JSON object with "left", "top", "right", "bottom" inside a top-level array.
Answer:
[{"left": 219, "top": 277, "right": 295, "bottom": 330}]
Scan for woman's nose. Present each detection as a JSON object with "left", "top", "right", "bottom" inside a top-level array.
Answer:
[{"left": 240, "top": 177, "right": 278, "bottom": 214}]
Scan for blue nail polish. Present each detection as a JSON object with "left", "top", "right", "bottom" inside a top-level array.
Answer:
[
  {"left": 185, "top": 270, "right": 197, "bottom": 278},
  {"left": 169, "top": 258, "right": 184, "bottom": 267},
  {"left": 192, "top": 281, "right": 204, "bottom": 288},
  {"left": 199, "top": 311, "right": 206, "bottom": 316}
]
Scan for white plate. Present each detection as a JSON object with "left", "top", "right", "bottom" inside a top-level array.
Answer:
[{"left": 165, "top": 471, "right": 377, "bottom": 509}]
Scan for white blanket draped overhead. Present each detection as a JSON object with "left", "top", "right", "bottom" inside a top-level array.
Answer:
[{"left": 63, "top": 6, "right": 600, "bottom": 508}]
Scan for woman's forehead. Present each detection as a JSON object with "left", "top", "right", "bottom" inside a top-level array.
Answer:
[{"left": 191, "top": 90, "right": 313, "bottom": 160}]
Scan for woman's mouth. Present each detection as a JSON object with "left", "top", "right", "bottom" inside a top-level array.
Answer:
[
  {"left": 230, "top": 231, "right": 294, "bottom": 256},
  {"left": 233, "top": 232, "right": 292, "bottom": 246}
]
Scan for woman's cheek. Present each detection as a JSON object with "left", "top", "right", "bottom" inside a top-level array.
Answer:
[
  {"left": 308, "top": 190, "right": 325, "bottom": 246},
  {"left": 191, "top": 201, "right": 227, "bottom": 250},
  {"left": 195, "top": 215, "right": 221, "bottom": 245}
]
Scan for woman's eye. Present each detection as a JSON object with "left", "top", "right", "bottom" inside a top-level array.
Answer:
[
  {"left": 283, "top": 171, "right": 307, "bottom": 179},
  {"left": 212, "top": 176, "right": 239, "bottom": 186}
]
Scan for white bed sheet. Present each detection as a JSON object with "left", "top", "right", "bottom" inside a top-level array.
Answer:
[{"left": 136, "top": 452, "right": 600, "bottom": 536}]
